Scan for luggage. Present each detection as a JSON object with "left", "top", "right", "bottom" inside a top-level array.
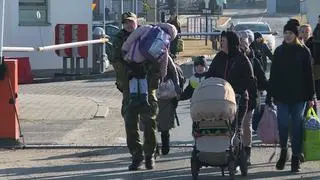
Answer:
[
  {"left": 190, "top": 77, "right": 237, "bottom": 122},
  {"left": 139, "top": 26, "right": 171, "bottom": 61},
  {"left": 257, "top": 105, "right": 279, "bottom": 144}
]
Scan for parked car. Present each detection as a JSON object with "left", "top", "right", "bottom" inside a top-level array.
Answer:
[{"left": 234, "top": 22, "right": 278, "bottom": 51}]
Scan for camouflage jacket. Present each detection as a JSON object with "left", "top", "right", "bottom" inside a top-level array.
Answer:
[{"left": 111, "top": 29, "right": 161, "bottom": 95}]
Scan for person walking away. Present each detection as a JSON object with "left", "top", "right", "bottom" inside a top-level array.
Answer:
[
  {"left": 167, "top": 15, "right": 181, "bottom": 59},
  {"left": 111, "top": 12, "right": 161, "bottom": 171},
  {"left": 267, "top": 21, "right": 315, "bottom": 172},
  {"left": 238, "top": 30, "right": 268, "bottom": 165},
  {"left": 206, "top": 30, "right": 255, "bottom": 136},
  {"left": 250, "top": 32, "right": 273, "bottom": 72}
]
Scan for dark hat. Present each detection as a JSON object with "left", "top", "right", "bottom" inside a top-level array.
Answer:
[
  {"left": 194, "top": 56, "right": 207, "bottom": 67},
  {"left": 287, "top": 18, "right": 300, "bottom": 27},
  {"left": 284, "top": 22, "right": 299, "bottom": 36},
  {"left": 121, "top": 12, "right": 137, "bottom": 23},
  {"left": 254, "top": 32, "right": 263, "bottom": 40}
]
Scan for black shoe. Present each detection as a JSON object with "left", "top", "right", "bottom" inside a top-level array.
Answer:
[
  {"left": 245, "top": 147, "right": 251, "bottom": 166},
  {"left": 128, "top": 156, "right": 143, "bottom": 171},
  {"left": 291, "top": 155, "right": 301, "bottom": 172},
  {"left": 155, "top": 144, "right": 160, "bottom": 159},
  {"left": 145, "top": 156, "right": 155, "bottom": 170},
  {"left": 161, "top": 131, "right": 170, "bottom": 155},
  {"left": 276, "top": 148, "right": 288, "bottom": 170}
]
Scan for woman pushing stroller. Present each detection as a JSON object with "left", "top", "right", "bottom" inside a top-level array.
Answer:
[{"left": 206, "top": 30, "right": 255, "bottom": 129}]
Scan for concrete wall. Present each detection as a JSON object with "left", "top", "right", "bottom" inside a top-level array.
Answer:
[
  {"left": 1, "top": 0, "right": 92, "bottom": 70},
  {"left": 266, "top": 0, "right": 276, "bottom": 15},
  {"left": 306, "top": 0, "right": 319, "bottom": 29}
]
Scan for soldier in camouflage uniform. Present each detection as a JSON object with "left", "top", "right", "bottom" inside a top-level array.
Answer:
[{"left": 110, "top": 12, "right": 161, "bottom": 171}]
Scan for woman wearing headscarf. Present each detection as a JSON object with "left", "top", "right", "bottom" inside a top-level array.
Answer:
[{"left": 238, "top": 30, "right": 268, "bottom": 165}]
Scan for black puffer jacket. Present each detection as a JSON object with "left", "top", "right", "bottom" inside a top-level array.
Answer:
[
  {"left": 206, "top": 50, "right": 255, "bottom": 100},
  {"left": 245, "top": 49, "right": 268, "bottom": 110},
  {"left": 268, "top": 43, "right": 315, "bottom": 103}
]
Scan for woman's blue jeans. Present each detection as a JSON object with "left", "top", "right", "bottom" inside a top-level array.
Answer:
[{"left": 276, "top": 102, "right": 306, "bottom": 155}]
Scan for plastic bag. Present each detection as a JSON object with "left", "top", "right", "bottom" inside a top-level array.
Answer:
[
  {"left": 257, "top": 105, "right": 279, "bottom": 144},
  {"left": 303, "top": 108, "right": 320, "bottom": 161},
  {"left": 157, "top": 79, "right": 177, "bottom": 100}
]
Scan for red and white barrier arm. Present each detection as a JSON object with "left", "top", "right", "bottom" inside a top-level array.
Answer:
[
  {"left": 2, "top": 47, "right": 36, "bottom": 52},
  {"left": 37, "top": 38, "right": 109, "bottom": 52}
]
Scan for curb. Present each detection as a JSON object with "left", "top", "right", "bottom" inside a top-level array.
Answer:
[{"left": 94, "top": 105, "right": 109, "bottom": 118}]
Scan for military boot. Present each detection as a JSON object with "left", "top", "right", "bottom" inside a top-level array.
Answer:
[
  {"left": 128, "top": 155, "right": 143, "bottom": 171},
  {"left": 145, "top": 156, "right": 155, "bottom": 170}
]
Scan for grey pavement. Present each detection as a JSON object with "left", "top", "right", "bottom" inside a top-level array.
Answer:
[
  {"left": 0, "top": 147, "right": 320, "bottom": 180},
  {"left": 18, "top": 78, "right": 123, "bottom": 146}
]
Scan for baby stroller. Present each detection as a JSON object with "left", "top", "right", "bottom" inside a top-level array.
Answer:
[{"left": 189, "top": 77, "right": 248, "bottom": 180}]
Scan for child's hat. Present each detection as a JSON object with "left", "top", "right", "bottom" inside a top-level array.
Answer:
[{"left": 194, "top": 56, "right": 207, "bottom": 67}]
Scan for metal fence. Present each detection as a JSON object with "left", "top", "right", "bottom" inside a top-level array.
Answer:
[{"left": 186, "top": 16, "right": 218, "bottom": 39}]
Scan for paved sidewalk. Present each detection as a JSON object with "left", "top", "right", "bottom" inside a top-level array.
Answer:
[
  {"left": 0, "top": 147, "right": 320, "bottom": 180},
  {"left": 17, "top": 78, "right": 124, "bottom": 146},
  {"left": 20, "top": 94, "right": 98, "bottom": 121}
]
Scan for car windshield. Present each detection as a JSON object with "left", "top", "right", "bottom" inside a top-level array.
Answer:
[{"left": 234, "top": 24, "right": 271, "bottom": 32}]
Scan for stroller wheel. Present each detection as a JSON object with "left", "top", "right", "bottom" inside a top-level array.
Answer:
[
  {"left": 240, "top": 148, "right": 248, "bottom": 176},
  {"left": 191, "top": 151, "right": 199, "bottom": 180}
]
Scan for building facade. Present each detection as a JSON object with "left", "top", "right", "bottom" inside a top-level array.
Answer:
[{"left": 1, "top": 0, "right": 92, "bottom": 72}]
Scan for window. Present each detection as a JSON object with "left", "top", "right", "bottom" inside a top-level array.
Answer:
[
  {"left": 234, "top": 24, "right": 271, "bottom": 32},
  {"left": 19, "top": 0, "right": 49, "bottom": 26}
]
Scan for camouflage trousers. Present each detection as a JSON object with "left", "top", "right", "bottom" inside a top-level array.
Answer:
[{"left": 121, "top": 90, "right": 158, "bottom": 158}]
